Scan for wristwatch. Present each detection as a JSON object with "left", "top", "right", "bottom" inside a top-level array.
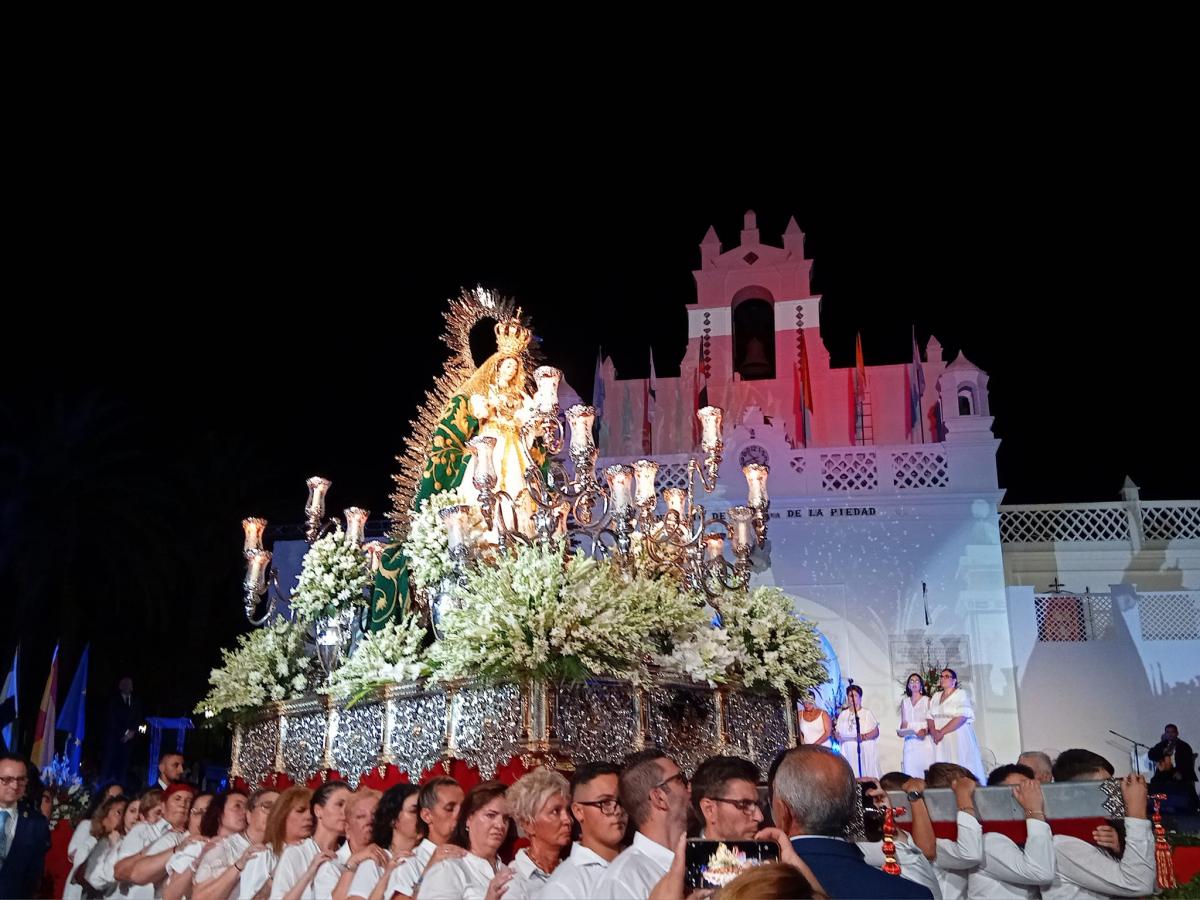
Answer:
[{"left": 906, "top": 789, "right": 925, "bottom": 802}]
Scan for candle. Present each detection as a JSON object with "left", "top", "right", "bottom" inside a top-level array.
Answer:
[
  {"left": 633, "top": 459, "right": 659, "bottom": 506},
  {"left": 662, "top": 487, "right": 688, "bottom": 519},
  {"left": 242, "top": 517, "right": 267, "bottom": 555},
  {"left": 467, "top": 437, "right": 497, "bottom": 485},
  {"left": 439, "top": 505, "right": 472, "bottom": 550},
  {"left": 743, "top": 464, "right": 770, "bottom": 507},
  {"left": 605, "top": 464, "right": 635, "bottom": 512},
  {"left": 553, "top": 501, "right": 571, "bottom": 538},
  {"left": 344, "top": 508, "right": 370, "bottom": 544},
  {"left": 566, "top": 405, "right": 596, "bottom": 453},
  {"left": 703, "top": 533, "right": 726, "bottom": 563},
  {"left": 533, "top": 366, "right": 562, "bottom": 413},
  {"left": 727, "top": 506, "right": 754, "bottom": 550},
  {"left": 697, "top": 406, "right": 724, "bottom": 450},
  {"left": 244, "top": 549, "right": 272, "bottom": 595},
  {"left": 305, "top": 477, "right": 331, "bottom": 519}
]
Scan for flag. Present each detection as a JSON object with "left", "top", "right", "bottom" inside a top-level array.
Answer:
[
  {"left": 0, "top": 645, "right": 17, "bottom": 752},
  {"left": 854, "top": 333, "right": 866, "bottom": 445},
  {"left": 56, "top": 645, "right": 89, "bottom": 774},
  {"left": 643, "top": 348, "right": 657, "bottom": 454},
  {"left": 911, "top": 327, "right": 926, "bottom": 442},
  {"left": 591, "top": 347, "right": 606, "bottom": 419},
  {"left": 31, "top": 643, "right": 58, "bottom": 771},
  {"left": 794, "top": 329, "right": 814, "bottom": 446}
]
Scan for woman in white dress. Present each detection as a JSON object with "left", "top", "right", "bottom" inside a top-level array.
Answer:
[
  {"left": 927, "top": 667, "right": 986, "bottom": 782},
  {"left": 81, "top": 796, "right": 138, "bottom": 897},
  {"left": 271, "top": 781, "right": 352, "bottom": 900},
  {"left": 834, "top": 685, "right": 881, "bottom": 779},
  {"left": 69, "top": 796, "right": 127, "bottom": 899},
  {"left": 506, "top": 768, "right": 573, "bottom": 893},
  {"left": 421, "top": 781, "right": 514, "bottom": 900},
  {"left": 898, "top": 673, "right": 936, "bottom": 778},
  {"left": 798, "top": 692, "right": 833, "bottom": 748}
]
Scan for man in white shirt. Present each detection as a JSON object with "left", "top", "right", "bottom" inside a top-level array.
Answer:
[
  {"left": 595, "top": 750, "right": 690, "bottom": 900},
  {"left": 387, "top": 776, "right": 466, "bottom": 899},
  {"left": 968, "top": 765, "right": 1055, "bottom": 899},
  {"left": 541, "top": 761, "right": 626, "bottom": 899},
  {"left": 1043, "top": 751, "right": 1156, "bottom": 900},
  {"left": 924, "top": 763, "right": 985, "bottom": 900}
]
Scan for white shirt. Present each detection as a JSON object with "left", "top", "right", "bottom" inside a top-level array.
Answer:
[
  {"left": 933, "top": 811, "right": 984, "bottom": 900},
  {"left": 1042, "top": 818, "right": 1156, "bottom": 900},
  {"left": 506, "top": 847, "right": 555, "bottom": 899},
  {"left": 347, "top": 849, "right": 406, "bottom": 900},
  {"left": 116, "top": 820, "right": 172, "bottom": 899},
  {"left": 385, "top": 838, "right": 436, "bottom": 898},
  {"left": 539, "top": 842, "right": 612, "bottom": 900},
  {"left": 65, "top": 820, "right": 99, "bottom": 900},
  {"left": 270, "top": 838, "right": 351, "bottom": 900},
  {"left": 595, "top": 831, "right": 674, "bottom": 900},
  {"left": 420, "top": 853, "right": 507, "bottom": 900},
  {"left": 84, "top": 833, "right": 124, "bottom": 894},
  {"left": 967, "top": 820, "right": 1055, "bottom": 900},
  {"left": 167, "top": 838, "right": 205, "bottom": 876},
  {"left": 859, "top": 834, "right": 943, "bottom": 899},
  {"left": 238, "top": 848, "right": 277, "bottom": 900},
  {"left": 143, "top": 829, "right": 190, "bottom": 898},
  {"left": 193, "top": 831, "right": 250, "bottom": 890}
]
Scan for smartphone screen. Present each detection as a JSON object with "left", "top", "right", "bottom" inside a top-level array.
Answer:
[{"left": 684, "top": 840, "right": 780, "bottom": 890}]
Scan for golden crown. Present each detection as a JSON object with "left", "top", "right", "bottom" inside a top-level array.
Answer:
[{"left": 495, "top": 319, "right": 532, "bottom": 356}]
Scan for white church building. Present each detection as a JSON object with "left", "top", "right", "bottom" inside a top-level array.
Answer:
[{"left": 591, "top": 212, "right": 1200, "bottom": 775}]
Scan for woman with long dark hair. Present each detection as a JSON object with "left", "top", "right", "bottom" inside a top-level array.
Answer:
[{"left": 898, "top": 673, "right": 935, "bottom": 777}]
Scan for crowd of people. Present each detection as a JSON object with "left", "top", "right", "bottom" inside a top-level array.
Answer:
[{"left": 0, "top": 726, "right": 1174, "bottom": 900}]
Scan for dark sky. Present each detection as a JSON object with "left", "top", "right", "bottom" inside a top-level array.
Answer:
[{"left": 3, "top": 139, "right": 1195, "bottom": 771}]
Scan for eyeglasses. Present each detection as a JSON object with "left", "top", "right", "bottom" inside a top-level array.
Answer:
[
  {"left": 655, "top": 771, "right": 689, "bottom": 792},
  {"left": 0, "top": 776, "right": 29, "bottom": 787},
  {"left": 575, "top": 798, "right": 622, "bottom": 816},
  {"left": 709, "top": 797, "right": 762, "bottom": 816}
]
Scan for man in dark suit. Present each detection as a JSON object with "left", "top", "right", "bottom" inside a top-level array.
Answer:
[
  {"left": 770, "top": 745, "right": 932, "bottom": 899},
  {"left": 101, "top": 676, "right": 142, "bottom": 785},
  {"left": 0, "top": 753, "right": 51, "bottom": 900}
]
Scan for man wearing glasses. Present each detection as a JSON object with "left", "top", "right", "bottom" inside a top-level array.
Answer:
[
  {"left": 597, "top": 750, "right": 690, "bottom": 900},
  {"left": 689, "top": 756, "right": 763, "bottom": 840},
  {"left": 0, "top": 753, "right": 50, "bottom": 900},
  {"left": 541, "top": 761, "right": 626, "bottom": 899}
]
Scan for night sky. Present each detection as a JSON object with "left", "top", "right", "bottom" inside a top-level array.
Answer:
[{"left": 3, "top": 152, "right": 1195, "bottom": 774}]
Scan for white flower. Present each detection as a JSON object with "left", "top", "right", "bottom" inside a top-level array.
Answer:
[
  {"left": 322, "top": 616, "right": 431, "bottom": 698},
  {"left": 290, "top": 527, "right": 371, "bottom": 623},
  {"left": 196, "top": 620, "right": 311, "bottom": 715}
]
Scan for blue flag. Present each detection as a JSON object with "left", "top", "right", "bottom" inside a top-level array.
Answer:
[
  {"left": 0, "top": 645, "right": 17, "bottom": 752},
  {"left": 56, "top": 645, "right": 89, "bottom": 775}
]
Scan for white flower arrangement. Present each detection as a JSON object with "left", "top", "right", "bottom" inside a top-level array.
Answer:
[
  {"left": 289, "top": 527, "right": 371, "bottom": 622},
  {"left": 196, "top": 620, "right": 312, "bottom": 715},
  {"left": 321, "top": 615, "right": 431, "bottom": 699},
  {"left": 401, "top": 489, "right": 487, "bottom": 591},
  {"left": 718, "top": 585, "right": 828, "bottom": 695},
  {"left": 429, "top": 543, "right": 673, "bottom": 683}
]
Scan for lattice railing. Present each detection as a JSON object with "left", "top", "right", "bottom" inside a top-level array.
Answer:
[
  {"left": 1035, "top": 593, "right": 1114, "bottom": 641},
  {"left": 892, "top": 450, "right": 950, "bottom": 489},
  {"left": 1138, "top": 592, "right": 1200, "bottom": 641},
  {"left": 655, "top": 462, "right": 690, "bottom": 493},
  {"left": 1000, "top": 506, "right": 1130, "bottom": 543},
  {"left": 1141, "top": 504, "right": 1200, "bottom": 541},
  {"left": 821, "top": 452, "right": 878, "bottom": 492}
]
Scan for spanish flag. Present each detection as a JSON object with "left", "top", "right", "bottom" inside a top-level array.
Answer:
[{"left": 31, "top": 643, "right": 58, "bottom": 770}]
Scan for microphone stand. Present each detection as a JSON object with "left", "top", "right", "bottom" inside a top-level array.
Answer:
[
  {"left": 849, "top": 682, "right": 863, "bottom": 777},
  {"left": 1109, "top": 729, "right": 1151, "bottom": 776}
]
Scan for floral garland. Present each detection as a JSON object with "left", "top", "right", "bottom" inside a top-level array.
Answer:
[
  {"left": 401, "top": 489, "right": 487, "bottom": 592},
  {"left": 321, "top": 615, "right": 430, "bottom": 700},
  {"left": 289, "top": 527, "right": 371, "bottom": 622},
  {"left": 196, "top": 620, "right": 312, "bottom": 715},
  {"left": 718, "top": 585, "right": 829, "bottom": 695}
]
